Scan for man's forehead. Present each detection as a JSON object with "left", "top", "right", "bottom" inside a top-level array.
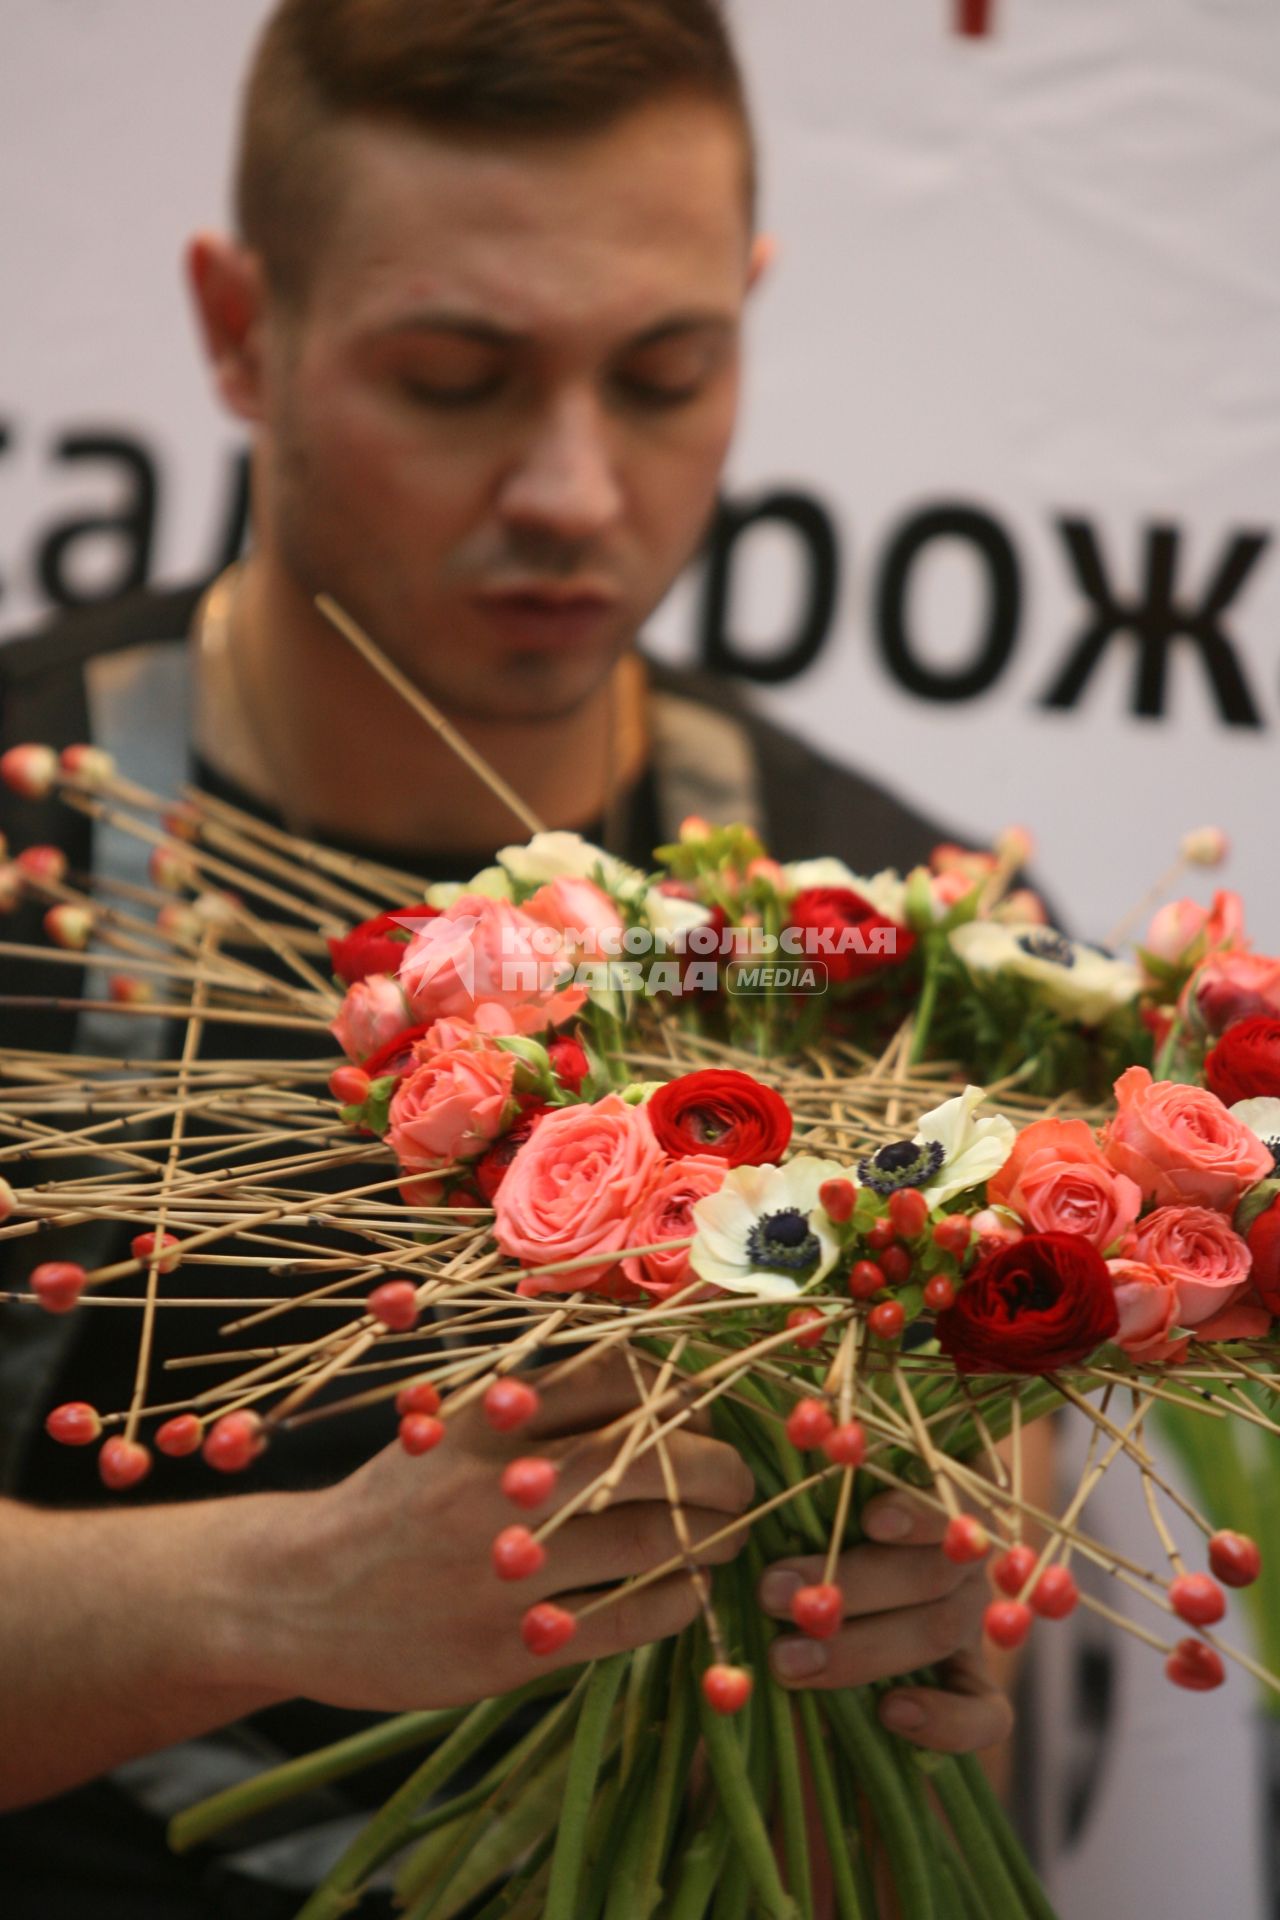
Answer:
[{"left": 307, "top": 100, "right": 753, "bottom": 334}]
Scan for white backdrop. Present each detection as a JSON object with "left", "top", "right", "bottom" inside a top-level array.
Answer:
[{"left": 2, "top": 3, "right": 1275, "bottom": 1910}]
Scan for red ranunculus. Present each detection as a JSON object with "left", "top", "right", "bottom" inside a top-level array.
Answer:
[
  {"left": 327, "top": 906, "right": 436, "bottom": 986},
  {"left": 1247, "top": 1197, "right": 1280, "bottom": 1315},
  {"left": 935, "top": 1231, "right": 1120, "bottom": 1374},
  {"left": 362, "top": 1023, "right": 433, "bottom": 1082},
  {"left": 646, "top": 1069, "right": 792, "bottom": 1167},
  {"left": 1205, "top": 1017, "right": 1280, "bottom": 1105},
  {"left": 784, "top": 888, "right": 914, "bottom": 985}
]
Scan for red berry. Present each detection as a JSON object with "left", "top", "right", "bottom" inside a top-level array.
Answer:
[
  {"left": 866, "top": 1218, "right": 896, "bottom": 1251},
  {"left": 818, "top": 1178, "right": 856, "bottom": 1224},
  {"left": 30, "top": 1261, "right": 86, "bottom": 1314},
  {"left": 1209, "top": 1530, "right": 1262, "bottom": 1589},
  {"left": 932, "top": 1216, "right": 972, "bottom": 1256},
  {"left": 849, "top": 1259, "right": 883, "bottom": 1300},
  {"left": 484, "top": 1378, "right": 541, "bottom": 1433},
  {"left": 59, "top": 743, "right": 115, "bottom": 784},
  {"left": 785, "top": 1397, "right": 835, "bottom": 1450},
  {"left": 367, "top": 1280, "right": 420, "bottom": 1332},
  {"left": 45, "top": 1402, "right": 101, "bottom": 1447},
  {"left": 492, "top": 1525, "right": 547, "bottom": 1581},
  {"left": 44, "top": 904, "right": 93, "bottom": 950},
  {"left": 790, "top": 1583, "right": 844, "bottom": 1640},
  {"left": 868, "top": 1300, "right": 906, "bottom": 1341},
  {"left": 155, "top": 1414, "right": 203, "bottom": 1458},
  {"left": 785, "top": 1307, "right": 826, "bottom": 1349},
  {"left": 984, "top": 1601, "right": 1033, "bottom": 1650},
  {"left": 1, "top": 743, "right": 58, "bottom": 799},
  {"left": 17, "top": 844, "right": 68, "bottom": 884},
  {"left": 822, "top": 1420, "right": 867, "bottom": 1468},
  {"left": 943, "top": 1515, "right": 990, "bottom": 1565},
  {"left": 888, "top": 1189, "right": 928, "bottom": 1240},
  {"left": 1030, "top": 1567, "right": 1079, "bottom": 1619},
  {"left": 501, "top": 1457, "right": 559, "bottom": 1509},
  {"left": 1165, "top": 1637, "right": 1226, "bottom": 1692},
  {"left": 701, "top": 1664, "right": 754, "bottom": 1715},
  {"left": 876, "top": 1245, "right": 912, "bottom": 1287},
  {"left": 329, "top": 1065, "right": 372, "bottom": 1106},
  {"left": 202, "top": 1411, "right": 264, "bottom": 1474},
  {"left": 521, "top": 1603, "right": 577, "bottom": 1656},
  {"left": 1169, "top": 1572, "right": 1226, "bottom": 1627},
  {"left": 98, "top": 1437, "right": 152, "bottom": 1491},
  {"left": 395, "top": 1379, "right": 442, "bottom": 1417},
  {"left": 992, "top": 1544, "right": 1038, "bottom": 1597},
  {"left": 131, "top": 1231, "right": 181, "bottom": 1274},
  {"left": 923, "top": 1274, "right": 956, "bottom": 1312},
  {"left": 399, "top": 1412, "right": 446, "bottom": 1455}
]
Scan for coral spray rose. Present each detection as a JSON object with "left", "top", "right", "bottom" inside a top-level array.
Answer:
[
  {"left": 1101, "top": 1067, "right": 1272, "bottom": 1211},
  {"left": 1185, "top": 951, "right": 1280, "bottom": 1037},
  {"left": 331, "top": 976, "right": 413, "bottom": 1064},
  {"left": 1106, "top": 1259, "right": 1186, "bottom": 1363},
  {"left": 387, "top": 1040, "right": 518, "bottom": 1175},
  {"left": 399, "top": 895, "right": 585, "bottom": 1035},
  {"left": 1128, "top": 1206, "right": 1253, "bottom": 1330},
  {"left": 646, "top": 1070, "right": 792, "bottom": 1167},
  {"left": 494, "top": 1096, "right": 665, "bottom": 1293},
  {"left": 621, "top": 1156, "right": 727, "bottom": 1298},
  {"left": 988, "top": 1118, "right": 1141, "bottom": 1252},
  {"left": 934, "top": 1232, "right": 1119, "bottom": 1374}
]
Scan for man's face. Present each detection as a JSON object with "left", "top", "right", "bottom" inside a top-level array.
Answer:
[{"left": 253, "top": 97, "right": 757, "bottom": 722}]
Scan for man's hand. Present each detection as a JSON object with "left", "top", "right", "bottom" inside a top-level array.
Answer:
[
  {"left": 756, "top": 1490, "right": 1013, "bottom": 1755},
  {"left": 256, "top": 1350, "right": 756, "bottom": 1711}
]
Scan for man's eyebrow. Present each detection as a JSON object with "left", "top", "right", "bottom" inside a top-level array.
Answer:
[
  {"left": 624, "top": 314, "right": 736, "bottom": 347},
  {"left": 376, "top": 310, "right": 735, "bottom": 347}
]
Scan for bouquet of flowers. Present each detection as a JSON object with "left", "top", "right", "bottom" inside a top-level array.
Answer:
[{"left": 2, "top": 726, "right": 1278, "bottom": 1920}]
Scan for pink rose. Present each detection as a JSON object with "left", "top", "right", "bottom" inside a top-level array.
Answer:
[
  {"left": 1143, "top": 890, "right": 1244, "bottom": 976},
  {"left": 1193, "top": 1298, "right": 1273, "bottom": 1343},
  {"left": 524, "top": 877, "right": 626, "bottom": 954},
  {"left": 988, "top": 1118, "right": 1141, "bottom": 1252},
  {"left": 1106, "top": 1258, "right": 1186, "bottom": 1363},
  {"left": 1184, "top": 950, "right": 1280, "bottom": 1037},
  {"left": 1126, "top": 1205, "right": 1253, "bottom": 1328},
  {"left": 621, "top": 1156, "right": 727, "bottom": 1298},
  {"left": 494, "top": 1095, "right": 665, "bottom": 1293},
  {"left": 331, "top": 975, "right": 413, "bottom": 1064},
  {"left": 1101, "top": 1066, "right": 1272, "bottom": 1211},
  {"left": 398, "top": 894, "right": 586, "bottom": 1037},
  {"left": 387, "top": 1042, "right": 519, "bottom": 1175}
]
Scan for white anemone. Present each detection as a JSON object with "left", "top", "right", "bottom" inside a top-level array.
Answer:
[
  {"left": 949, "top": 921, "right": 1141, "bottom": 1026},
  {"left": 914, "top": 1085, "right": 1016, "bottom": 1207},
  {"left": 1230, "top": 1098, "right": 1280, "bottom": 1161},
  {"left": 690, "top": 1156, "right": 848, "bottom": 1300}
]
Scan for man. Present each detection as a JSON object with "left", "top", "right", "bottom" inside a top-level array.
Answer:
[{"left": 0, "top": 4, "right": 1012, "bottom": 1912}]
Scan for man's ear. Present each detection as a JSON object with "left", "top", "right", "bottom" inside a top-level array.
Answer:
[
  {"left": 186, "top": 233, "right": 269, "bottom": 423},
  {"left": 746, "top": 232, "right": 777, "bottom": 294}
]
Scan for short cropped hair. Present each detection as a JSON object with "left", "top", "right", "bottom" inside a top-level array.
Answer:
[{"left": 236, "top": 0, "right": 756, "bottom": 300}]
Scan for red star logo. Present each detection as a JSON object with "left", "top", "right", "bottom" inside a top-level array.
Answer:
[{"left": 955, "top": 0, "right": 995, "bottom": 33}]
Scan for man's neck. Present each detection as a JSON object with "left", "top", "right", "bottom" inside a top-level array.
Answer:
[{"left": 193, "top": 556, "right": 650, "bottom": 857}]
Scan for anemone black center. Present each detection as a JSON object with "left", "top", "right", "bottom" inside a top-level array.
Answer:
[
  {"left": 747, "top": 1207, "right": 821, "bottom": 1273},
  {"left": 857, "top": 1137, "right": 945, "bottom": 1196},
  {"left": 1017, "top": 930, "right": 1076, "bottom": 968}
]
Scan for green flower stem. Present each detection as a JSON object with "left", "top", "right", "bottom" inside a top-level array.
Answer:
[
  {"left": 953, "top": 1754, "right": 1063, "bottom": 1920},
  {"left": 631, "top": 1633, "right": 698, "bottom": 1919},
  {"left": 930, "top": 1760, "right": 1037, "bottom": 1920},
  {"left": 937, "top": 1840, "right": 987, "bottom": 1920},
  {"left": 291, "top": 1684, "right": 566, "bottom": 1920},
  {"left": 744, "top": 1549, "right": 813, "bottom": 1920},
  {"left": 597, "top": 1749, "right": 663, "bottom": 1920},
  {"left": 696, "top": 1644, "right": 799, "bottom": 1920},
  {"left": 796, "top": 1693, "right": 867, "bottom": 1920},
  {"left": 465, "top": 1834, "right": 557, "bottom": 1920},
  {"left": 710, "top": 1846, "right": 754, "bottom": 1920},
  {"left": 618, "top": 1639, "right": 665, "bottom": 1786},
  {"left": 543, "top": 1653, "right": 630, "bottom": 1920},
  {"left": 665, "top": 1813, "right": 731, "bottom": 1920},
  {"left": 820, "top": 1688, "right": 935, "bottom": 1920},
  {"left": 398, "top": 1746, "right": 574, "bottom": 1920},
  {"left": 166, "top": 1704, "right": 471, "bottom": 1854},
  {"left": 908, "top": 935, "right": 946, "bottom": 1068}
]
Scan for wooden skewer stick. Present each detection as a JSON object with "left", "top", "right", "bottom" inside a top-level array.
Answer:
[{"left": 316, "top": 593, "right": 546, "bottom": 837}]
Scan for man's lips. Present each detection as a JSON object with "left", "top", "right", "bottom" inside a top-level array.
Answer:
[{"left": 471, "top": 583, "right": 621, "bottom": 647}]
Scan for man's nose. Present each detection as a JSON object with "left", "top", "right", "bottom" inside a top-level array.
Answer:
[{"left": 496, "top": 389, "right": 624, "bottom": 545}]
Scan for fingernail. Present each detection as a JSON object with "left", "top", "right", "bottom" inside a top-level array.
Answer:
[
  {"left": 774, "top": 1638, "right": 828, "bottom": 1682},
  {"left": 759, "top": 1569, "right": 803, "bottom": 1614},
  {"left": 866, "top": 1503, "right": 912, "bottom": 1541},
  {"left": 881, "top": 1697, "right": 926, "bottom": 1733}
]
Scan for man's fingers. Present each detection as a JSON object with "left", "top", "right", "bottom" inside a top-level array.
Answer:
[
  {"left": 549, "top": 1501, "right": 749, "bottom": 1590},
  {"left": 768, "top": 1577, "right": 987, "bottom": 1692},
  {"left": 551, "top": 1571, "right": 707, "bottom": 1666},
  {"left": 552, "top": 1428, "right": 755, "bottom": 1516},
  {"left": 878, "top": 1648, "right": 1015, "bottom": 1755},
  {"left": 859, "top": 1490, "right": 950, "bottom": 1547},
  {"left": 758, "top": 1543, "right": 972, "bottom": 1621},
  {"left": 524, "top": 1351, "right": 710, "bottom": 1441}
]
